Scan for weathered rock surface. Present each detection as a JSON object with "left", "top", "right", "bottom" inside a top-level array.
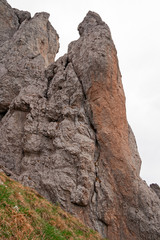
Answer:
[
  {"left": 0, "top": 0, "right": 59, "bottom": 115},
  {"left": 0, "top": 1, "right": 160, "bottom": 240},
  {"left": 150, "top": 184, "right": 160, "bottom": 199}
]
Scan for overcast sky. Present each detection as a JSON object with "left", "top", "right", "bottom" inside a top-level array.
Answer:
[{"left": 8, "top": 0, "right": 160, "bottom": 185}]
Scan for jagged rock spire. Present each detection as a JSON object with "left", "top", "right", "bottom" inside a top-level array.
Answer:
[{"left": 0, "top": 2, "right": 160, "bottom": 239}]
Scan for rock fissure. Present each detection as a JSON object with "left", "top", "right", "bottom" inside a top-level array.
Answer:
[
  {"left": 92, "top": 138, "right": 101, "bottom": 203},
  {"left": 44, "top": 76, "right": 53, "bottom": 99},
  {"left": 69, "top": 58, "right": 102, "bottom": 215},
  {"left": 64, "top": 56, "right": 69, "bottom": 70},
  {"left": 0, "top": 109, "right": 8, "bottom": 121},
  {"left": 29, "top": 53, "right": 41, "bottom": 60},
  {"left": 70, "top": 61, "right": 87, "bottom": 101},
  {"left": 13, "top": 8, "right": 31, "bottom": 25}
]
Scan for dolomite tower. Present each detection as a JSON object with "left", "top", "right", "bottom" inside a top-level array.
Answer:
[{"left": 0, "top": 1, "right": 160, "bottom": 239}]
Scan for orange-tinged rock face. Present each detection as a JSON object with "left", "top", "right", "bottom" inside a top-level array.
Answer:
[
  {"left": 68, "top": 11, "right": 160, "bottom": 240},
  {"left": 88, "top": 37, "right": 138, "bottom": 176},
  {"left": 88, "top": 73, "right": 136, "bottom": 239}
]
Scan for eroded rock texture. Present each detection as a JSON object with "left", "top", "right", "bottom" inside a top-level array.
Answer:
[
  {"left": 0, "top": 1, "right": 160, "bottom": 239},
  {"left": 150, "top": 184, "right": 160, "bottom": 199},
  {"left": 0, "top": 0, "right": 59, "bottom": 115}
]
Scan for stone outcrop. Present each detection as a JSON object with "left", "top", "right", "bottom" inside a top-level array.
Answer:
[
  {"left": 0, "top": 0, "right": 59, "bottom": 115},
  {"left": 150, "top": 184, "right": 160, "bottom": 199},
  {"left": 0, "top": 1, "right": 160, "bottom": 239}
]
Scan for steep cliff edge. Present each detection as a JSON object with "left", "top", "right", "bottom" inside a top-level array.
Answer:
[{"left": 0, "top": 1, "right": 160, "bottom": 239}]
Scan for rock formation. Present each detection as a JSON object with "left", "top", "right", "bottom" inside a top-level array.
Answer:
[
  {"left": 0, "top": 1, "right": 160, "bottom": 239},
  {"left": 150, "top": 184, "right": 160, "bottom": 200}
]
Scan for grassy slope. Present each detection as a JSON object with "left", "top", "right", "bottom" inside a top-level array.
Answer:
[{"left": 0, "top": 172, "right": 107, "bottom": 240}]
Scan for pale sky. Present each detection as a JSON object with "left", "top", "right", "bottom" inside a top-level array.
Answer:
[{"left": 8, "top": 0, "right": 160, "bottom": 185}]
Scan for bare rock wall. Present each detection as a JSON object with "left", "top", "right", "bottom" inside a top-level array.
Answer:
[{"left": 0, "top": 2, "right": 160, "bottom": 239}]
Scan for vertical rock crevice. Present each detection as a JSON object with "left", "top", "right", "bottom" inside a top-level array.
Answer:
[
  {"left": 69, "top": 57, "right": 106, "bottom": 234},
  {"left": 0, "top": 109, "right": 8, "bottom": 121}
]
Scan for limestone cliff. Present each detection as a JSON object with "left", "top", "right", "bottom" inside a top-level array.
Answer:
[{"left": 0, "top": 1, "right": 160, "bottom": 239}]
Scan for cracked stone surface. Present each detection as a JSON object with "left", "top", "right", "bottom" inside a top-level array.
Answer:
[
  {"left": 150, "top": 183, "right": 160, "bottom": 199},
  {"left": 0, "top": 2, "right": 160, "bottom": 240},
  {"left": 0, "top": 0, "right": 59, "bottom": 114}
]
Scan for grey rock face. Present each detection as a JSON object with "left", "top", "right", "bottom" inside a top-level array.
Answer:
[
  {"left": 13, "top": 8, "right": 31, "bottom": 24},
  {"left": 150, "top": 183, "right": 160, "bottom": 199},
  {"left": 0, "top": 0, "right": 59, "bottom": 113},
  {"left": 0, "top": 3, "right": 160, "bottom": 240},
  {"left": 0, "top": 0, "right": 19, "bottom": 45}
]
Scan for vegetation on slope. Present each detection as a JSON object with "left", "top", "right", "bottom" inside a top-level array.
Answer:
[{"left": 0, "top": 171, "right": 107, "bottom": 240}]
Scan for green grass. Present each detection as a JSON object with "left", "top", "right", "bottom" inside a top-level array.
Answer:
[{"left": 0, "top": 172, "right": 107, "bottom": 240}]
